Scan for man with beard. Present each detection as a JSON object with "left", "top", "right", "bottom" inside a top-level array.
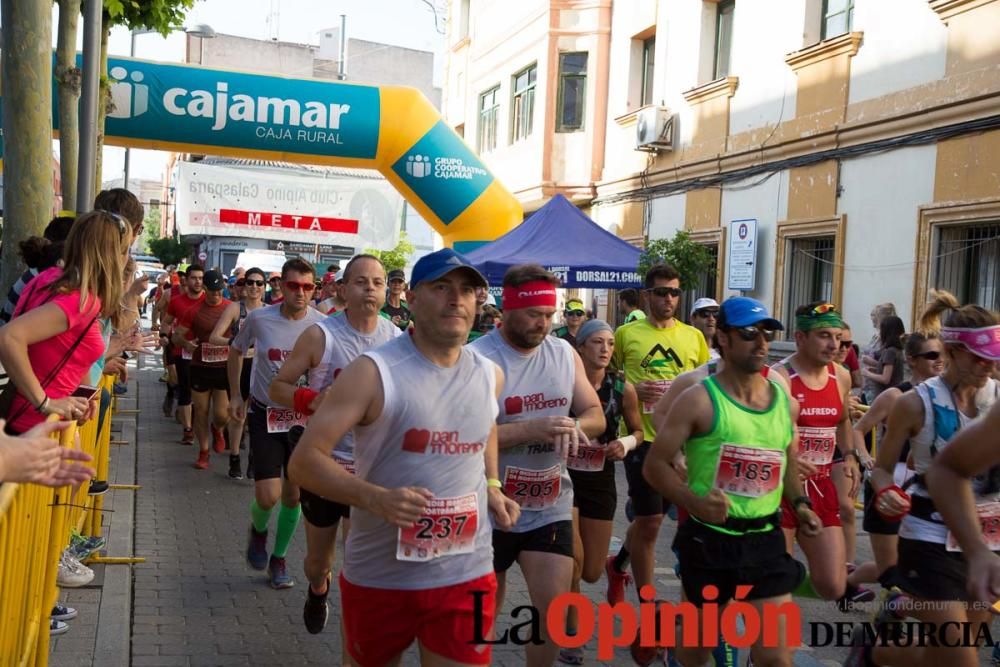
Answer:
[
  {"left": 161, "top": 265, "right": 205, "bottom": 444},
  {"left": 270, "top": 254, "right": 402, "bottom": 634},
  {"left": 643, "top": 297, "right": 817, "bottom": 667},
  {"left": 288, "top": 248, "right": 521, "bottom": 666},
  {"left": 228, "top": 258, "right": 325, "bottom": 589},
  {"left": 604, "top": 263, "right": 709, "bottom": 664},
  {"left": 470, "top": 264, "right": 604, "bottom": 667}
]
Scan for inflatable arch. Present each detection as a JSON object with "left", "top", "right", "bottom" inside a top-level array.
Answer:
[{"left": 55, "top": 55, "right": 523, "bottom": 249}]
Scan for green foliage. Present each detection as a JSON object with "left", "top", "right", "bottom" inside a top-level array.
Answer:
[
  {"left": 148, "top": 236, "right": 191, "bottom": 267},
  {"left": 137, "top": 208, "right": 160, "bottom": 255},
  {"left": 638, "top": 230, "right": 716, "bottom": 289},
  {"left": 363, "top": 231, "right": 415, "bottom": 273},
  {"left": 103, "top": 0, "right": 196, "bottom": 35}
]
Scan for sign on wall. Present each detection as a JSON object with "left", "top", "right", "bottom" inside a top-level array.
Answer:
[
  {"left": 175, "top": 162, "right": 403, "bottom": 250},
  {"left": 727, "top": 218, "right": 758, "bottom": 291}
]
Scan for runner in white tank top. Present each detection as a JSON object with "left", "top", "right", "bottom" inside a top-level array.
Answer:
[
  {"left": 469, "top": 264, "right": 604, "bottom": 667},
  {"left": 268, "top": 255, "right": 401, "bottom": 635},
  {"left": 287, "top": 249, "right": 521, "bottom": 667}
]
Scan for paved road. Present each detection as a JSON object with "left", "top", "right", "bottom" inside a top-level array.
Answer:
[{"left": 55, "top": 355, "right": 998, "bottom": 666}]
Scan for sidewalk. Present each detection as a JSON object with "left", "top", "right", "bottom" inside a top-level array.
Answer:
[{"left": 52, "top": 353, "right": 886, "bottom": 666}]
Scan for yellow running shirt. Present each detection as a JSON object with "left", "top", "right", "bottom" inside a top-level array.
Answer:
[{"left": 613, "top": 318, "right": 710, "bottom": 441}]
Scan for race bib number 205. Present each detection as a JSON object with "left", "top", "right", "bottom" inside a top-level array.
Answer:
[
  {"left": 504, "top": 465, "right": 561, "bottom": 510},
  {"left": 714, "top": 444, "right": 783, "bottom": 498},
  {"left": 397, "top": 494, "right": 478, "bottom": 562}
]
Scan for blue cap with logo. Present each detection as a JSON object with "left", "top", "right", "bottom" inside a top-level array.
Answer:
[
  {"left": 718, "top": 297, "right": 783, "bottom": 330},
  {"left": 410, "top": 248, "right": 488, "bottom": 289}
]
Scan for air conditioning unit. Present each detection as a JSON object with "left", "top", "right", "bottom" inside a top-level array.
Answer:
[{"left": 635, "top": 106, "right": 674, "bottom": 152}]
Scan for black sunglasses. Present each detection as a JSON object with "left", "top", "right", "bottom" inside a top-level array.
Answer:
[
  {"left": 646, "top": 286, "right": 683, "bottom": 298},
  {"left": 565, "top": 309, "right": 585, "bottom": 317},
  {"left": 694, "top": 309, "right": 719, "bottom": 319},
  {"left": 245, "top": 279, "right": 266, "bottom": 287},
  {"left": 912, "top": 350, "right": 942, "bottom": 361},
  {"left": 728, "top": 326, "right": 778, "bottom": 342},
  {"left": 838, "top": 340, "right": 853, "bottom": 350}
]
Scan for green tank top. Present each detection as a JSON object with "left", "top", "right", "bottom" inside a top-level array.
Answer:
[{"left": 685, "top": 375, "right": 793, "bottom": 535}]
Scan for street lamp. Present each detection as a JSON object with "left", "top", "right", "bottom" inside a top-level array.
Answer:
[{"left": 122, "top": 24, "right": 215, "bottom": 192}]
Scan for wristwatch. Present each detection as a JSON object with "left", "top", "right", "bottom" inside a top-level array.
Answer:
[{"left": 792, "top": 495, "right": 813, "bottom": 512}]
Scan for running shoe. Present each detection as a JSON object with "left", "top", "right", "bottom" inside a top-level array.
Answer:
[
  {"left": 87, "top": 479, "right": 109, "bottom": 496},
  {"left": 303, "top": 574, "right": 331, "bottom": 634},
  {"left": 193, "top": 450, "right": 209, "bottom": 470},
  {"left": 246, "top": 526, "right": 268, "bottom": 570},
  {"left": 57, "top": 552, "right": 94, "bottom": 588},
  {"left": 605, "top": 555, "right": 632, "bottom": 605},
  {"left": 267, "top": 556, "right": 294, "bottom": 589},
  {"left": 992, "top": 640, "right": 1000, "bottom": 666},
  {"left": 228, "top": 455, "right": 243, "bottom": 480},
  {"left": 872, "top": 586, "right": 907, "bottom": 625},
  {"left": 211, "top": 425, "right": 226, "bottom": 454},
  {"left": 844, "top": 623, "right": 875, "bottom": 667},
  {"left": 69, "top": 534, "right": 106, "bottom": 561},
  {"left": 50, "top": 619, "right": 69, "bottom": 636},
  {"left": 51, "top": 603, "right": 78, "bottom": 622},
  {"left": 557, "top": 647, "right": 584, "bottom": 665},
  {"left": 181, "top": 428, "right": 194, "bottom": 445},
  {"left": 837, "top": 584, "right": 877, "bottom": 612}
]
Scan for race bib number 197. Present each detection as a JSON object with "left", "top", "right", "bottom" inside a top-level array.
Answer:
[
  {"left": 947, "top": 501, "right": 1000, "bottom": 552},
  {"left": 200, "top": 344, "right": 229, "bottom": 364},
  {"left": 714, "top": 444, "right": 783, "bottom": 498},
  {"left": 567, "top": 442, "right": 606, "bottom": 472},
  {"left": 265, "top": 407, "right": 308, "bottom": 434},
  {"left": 504, "top": 465, "right": 561, "bottom": 510},
  {"left": 642, "top": 379, "right": 672, "bottom": 414},
  {"left": 397, "top": 493, "right": 478, "bottom": 562}
]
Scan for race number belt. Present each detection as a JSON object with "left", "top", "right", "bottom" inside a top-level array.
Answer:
[
  {"left": 947, "top": 500, "right": 1000, "bottom": 552},
  {"left": 503, "top": 464, "right": 561, "bottom": 510},
  {"left": 567, "top": 441, "right": 606, "bottom": 472},
  {"left": 714, "top": 444, "right": 783, "bottom": 498},
  {"left": 642, "top": 379, "right": 672, "bottom": 414},
  {"left": 798, "top": 425, "right": 837, "bottom": 472},
  {"left": 265, "top": 407, "right": 308, "bottom": 434},
  {"left": 200, "top": 344, "right": 229, "bottom": 364},
  {"left": 396, "top": 493, "right": 478, "bottom": 562}
]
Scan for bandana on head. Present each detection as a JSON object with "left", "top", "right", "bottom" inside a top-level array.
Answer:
[
  {"left": 796, "top": 307, "right": 845, "bottom": 332},
  {"left": 502, "top": 281, "right": 558, "bottom": 310},
  {"left": 940, "top": 325, "right": 1000, "bottom": 361}
]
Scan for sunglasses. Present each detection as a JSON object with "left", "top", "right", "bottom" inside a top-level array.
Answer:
[
  {"left": 729, "top": 326, "right": 778, "bottom": 342},
  {"left": 694, "top": 309, "right": 719, "bottom": 319},
  {"left": 235, "top": 280, "right": 246, "bottom": 287},
  {"left": 912, "top": 350, "right": 942, "bottom": 361},
  {"left": 244, "top": 279, "right": 265, "bottom": 287},
  {"left": 807, "top": 303, "right": 837, "bottom": 316},
  {"left": 565, "top": 309, "right": 585, "bottom": 317},
  {"left": 269, "top": 277, "right": 281, "bottom": 283},
  {"left": 646, "top": 286, "right": 683, "bottom": 298},
  {"left": 838, "top": 340, "right": 853, "bottom": 349},
  {"left": 284, "top": 280, "right": 316, "bottom": 293}
]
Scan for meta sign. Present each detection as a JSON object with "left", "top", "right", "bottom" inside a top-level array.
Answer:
[{"left": 8, "top": 54, "right": 524, "bottom": 246}]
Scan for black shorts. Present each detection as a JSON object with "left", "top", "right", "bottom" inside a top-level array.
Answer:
[
  {"left": 894, "top": 537, "right": 990, "bottom": 601},
  {"left": 246, "top": 404, "right": 293, "bottom": 481},
  {"left": 190, "top": 365, "right": 230, "bottom": 394},
  {"left": 240, "top": 357, "right": 252, "bottom": 402},
  {"left": 568, "top": 464, "right": 617, "bottom": 521},
  {"left": 300, "top": 487, "right": 350, "bottom": 528},
  {"left": 624, "top": 442, "right": 672, "bottom": 517},
  {"left": 672, "top": 519, "right": 804, "bottom": 606},
  {"left": 493, "top": 520, "right": 574, "bottom": 573},
  {"left": 862, "top": 480, "right": 901, "bottom": 535},
  {"left": 175, "top": 357, "right": 192, "bottom": 405}
]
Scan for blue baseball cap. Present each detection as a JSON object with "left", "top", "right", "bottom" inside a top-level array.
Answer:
[
  {"left": 718, "top": 297, "right": 783, "bottom": 330},
  {"left": 410, "top": 248, "right": 488, "bottom": 289}
]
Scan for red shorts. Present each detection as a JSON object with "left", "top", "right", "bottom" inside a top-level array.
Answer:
[
  {"left": 340, "top": 571, "right": 497, "bottom": 666},
  {"left": 780, "top": 475, "right": 842, "bottom": 529}
]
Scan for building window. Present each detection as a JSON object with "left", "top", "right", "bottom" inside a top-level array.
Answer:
[
  {"left": 640, "top": 37, "right": 656, "bottom": 106},
  {"left": 821, "top": 0, "right": 853, "bottom": 40},
  {"left": 714, "top": 0, "right": 735, "bottom": 80},
  {"left": 783, "top": 236, "right": 835, "bottom": 332},
  {"left": 557, "top": 52, "right": 588, "bottom": 132},
  {"left": 477, "top": 86, "right": 500, "bottom": 153},
  {"left": 934, "top": 222, "right": 1000, "bottom": 310},
  {"left": 511, "top": 64, "right": 537, "bottom": 142}
]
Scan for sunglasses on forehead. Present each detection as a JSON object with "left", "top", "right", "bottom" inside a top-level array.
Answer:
[
  {"left": 646, "top": 286, "right": 683, "bottom": 298},
  {"left": 807, "top": 303, "right": 837, "bottom": 316}
]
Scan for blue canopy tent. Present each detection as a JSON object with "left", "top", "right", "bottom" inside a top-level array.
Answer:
[{"left": 464, "top": 195, "right": 643, "bottom": 289}]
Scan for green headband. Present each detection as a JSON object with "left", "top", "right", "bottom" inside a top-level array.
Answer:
[{"left": 796, "top": 310, "right": 845, "bottom": 332}]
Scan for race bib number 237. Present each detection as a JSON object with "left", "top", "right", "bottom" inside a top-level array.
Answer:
[{"left": 397, "top": 494, "right": 478, "bottom": 562}]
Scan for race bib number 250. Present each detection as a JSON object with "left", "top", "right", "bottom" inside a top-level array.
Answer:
[{"left": 265, "top": 407, "right": 308, "bottom": 434}]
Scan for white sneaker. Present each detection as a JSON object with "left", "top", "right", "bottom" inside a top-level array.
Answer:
[
  {"left": 57, "top": 552, "right": 94, "bottom": 588},
  {"left": 50, "top": 619, "right": 69, "bottom": 636}
]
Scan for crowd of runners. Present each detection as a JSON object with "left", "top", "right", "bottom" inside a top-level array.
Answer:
[{"left": 152, "top": 247, "right": 1000, "bottom": 667}]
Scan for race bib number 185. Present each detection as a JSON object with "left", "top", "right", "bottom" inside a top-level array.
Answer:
[
  {"left": 397, "top": 494, "right": 478, "bottom": 562},
  {"left": 714, "top": 444, "right": 783, "bottom": 498}
]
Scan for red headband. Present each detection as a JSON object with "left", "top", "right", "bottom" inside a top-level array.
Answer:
[{"left": 502, "top": 281, "right": 558, "bottom": 310}]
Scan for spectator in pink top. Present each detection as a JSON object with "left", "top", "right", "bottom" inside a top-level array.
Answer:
[{"left": 0, "top": 210, "right": 132, "bottom": 434}]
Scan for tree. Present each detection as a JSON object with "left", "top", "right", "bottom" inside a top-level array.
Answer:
[
  {"left": 0, "top": 0, "right": 54, "bottom": 297},
  {"left": 638, "top": 230, "right": 716, "bottom": 289},
  {"left": 149, "top": 236, "right": 191, "bottom": 267},
  {"left": 55, "top": 0, "right": 82, "bottom": 209},
  {"left": 363, "top": 231, "right": 415, "bottom": 273},
  {"left": 136, "top": 208, "right": 161, "bottom": 254}
]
